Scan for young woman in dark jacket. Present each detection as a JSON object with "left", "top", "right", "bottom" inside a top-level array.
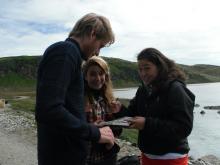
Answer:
[{"left": 113, "top": 48, "right": 195, "bottom": 165}]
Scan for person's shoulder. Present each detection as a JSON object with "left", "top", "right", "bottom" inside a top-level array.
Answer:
[
  {"left": 170, "top": 79, "right": 185, "bottom": 88},
  {"left": 135, "top": 85, "right": 150, "bottom": 98},
  {"left": 47, "top": 40, "right": 78, "bottom": 51},
  {"left": 44, "top": 40, "right": 81, "bottom": 60},
  {"left": 136, "top": 85, "right": 145, "bottom": 93},
  {"left": 46, "top": 37, "right": 81, "bottom": 50},
  {"left": 159, "top": 79, "right": 185, "bottom": 95},
  {"left": 165, "top": 79, "right": 186, "bottom": 94},
  {"left": 168, "top": 79, "right": 195, "bottom": 101},
  {"left": 46, "top": 40, "right": 66, "bottom": 49}
]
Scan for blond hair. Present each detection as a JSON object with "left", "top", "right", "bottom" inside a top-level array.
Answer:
[
  {"left": 69, "top": 13, "right": 115, "bottom": 46},
  {"left": 82, "top": 56, "right": 114, "bottom": 105}
]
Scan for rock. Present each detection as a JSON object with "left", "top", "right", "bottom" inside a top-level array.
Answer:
[
  {"left": 200, "top": 155, "right": 220, "bottom": 165},
  {"left": 204, "top": 106, "right": 220, "bottom": 110},
  {"left": 116, "top": 139, "right": 141, "bottom": 159},
  {"left": 200, "top": 110, "right": 205, "bottom": 115},
  {"left": 194, "top": 104, "right": 200, "bottom": 107},
  {"left": 189, "top": 155, "right": 220, "bottom": 165}
]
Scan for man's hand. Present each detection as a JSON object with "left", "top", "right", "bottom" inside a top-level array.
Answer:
[
  {"left": 98, "top": 126, "right": 114, "bottom": 148},
  {"left": 129, "top": 116, "right": 146, "bottom": 130}
]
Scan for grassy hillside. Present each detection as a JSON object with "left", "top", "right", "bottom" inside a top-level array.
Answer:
[
  {"left": 0, "top": 56, "right": 40, "bottom": 90},
  {"left": 104, "top": 57, "right": 139, "bottom": 87},
  {"left": 1, "top": 55, "right": 220, "bottom": 90},
  {"left": 180, "top": 64, "right": 220, "bottom": 83},
  {"left": 0, "top": 56, "right": 139, "bottom": 89}
]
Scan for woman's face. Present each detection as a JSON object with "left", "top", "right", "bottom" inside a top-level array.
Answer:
[
  {"left": 138, "top": 59, "right": 158, "bottom": 85},
  {"left": 85, "top": 65, "right": 106, "bottom": 90}
]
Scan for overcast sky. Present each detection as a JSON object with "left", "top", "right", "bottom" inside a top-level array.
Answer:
[{"left": 1, "top": 0, "right": 220, "bottom": 66}]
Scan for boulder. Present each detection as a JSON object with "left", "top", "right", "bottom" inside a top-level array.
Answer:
[{"left": 204, "top": 105, "right": 220, "bottom": 110}]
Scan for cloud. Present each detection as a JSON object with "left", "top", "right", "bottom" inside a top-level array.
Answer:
[{"left": 0, "top": 0, "right": 220, "bottom": 65}]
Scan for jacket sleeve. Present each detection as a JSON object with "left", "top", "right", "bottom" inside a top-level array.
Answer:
[
  {"left": 36, "top": 47, "right": 100, "bottom": 142},
  {"left": 144, "top": 82, "right": 195, "bottom": 140}
]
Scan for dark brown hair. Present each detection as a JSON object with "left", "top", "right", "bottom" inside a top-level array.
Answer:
[{"left": 137, "top": 48, "right": 186, "bottom": 86}]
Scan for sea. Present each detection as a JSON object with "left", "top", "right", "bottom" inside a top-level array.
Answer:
[{"left": 113, "top": 82, "right": 220, "bottom": 159}]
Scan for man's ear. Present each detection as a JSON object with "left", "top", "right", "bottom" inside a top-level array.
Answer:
[{"left": 90, "top": 30, "right": 96, "bottom": 39}]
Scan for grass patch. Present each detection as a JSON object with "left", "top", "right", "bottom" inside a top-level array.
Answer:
[
  {"left": 0, "top": 73, "right": 36, "bottom": 88},
  {"left": 120, "top": 128, "right": 138, "bottom": 144},
  {"left": 10, "top": 98, "right": 35, "bottom": 113},
  {"left": 0, "top": 87, "right": 35, "bottom": 98},
  {"left": 0, "top": 88, "right": 36, "bottom": 113}
]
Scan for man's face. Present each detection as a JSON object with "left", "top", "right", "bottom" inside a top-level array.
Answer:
[{"left": 83, "top": 32, "right": 108, "bottom": 60}]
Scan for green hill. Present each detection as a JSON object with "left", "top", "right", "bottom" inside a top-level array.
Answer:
[
  {"left": 180, "top": 64, "right": 220, "bottom": 83},
  {"left": 0, "top": 56, "right": 40, "bottom": 89},
  {"left": 0, "top": 56, "right": 220, "bottom": 90}
]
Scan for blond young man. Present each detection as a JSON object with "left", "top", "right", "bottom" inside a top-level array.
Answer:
[{"left": 35, "top": 13, "right": 115, "bottom": 165}]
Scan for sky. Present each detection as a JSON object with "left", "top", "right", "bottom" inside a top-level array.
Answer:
[{"left": 0, "top": 0, "right": 220, "bottom": 66}]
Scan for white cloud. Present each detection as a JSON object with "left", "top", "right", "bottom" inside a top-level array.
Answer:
[{"left": 0, "top": 0, "right": 220, "bottom": 65}]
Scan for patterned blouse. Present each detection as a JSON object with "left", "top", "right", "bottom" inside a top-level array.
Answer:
[
  {"left": 85, "top": 95, "right": 120, "bottom": 164},
  {"left": 85, "top": 96, "right": 114, "bottom": 124}
]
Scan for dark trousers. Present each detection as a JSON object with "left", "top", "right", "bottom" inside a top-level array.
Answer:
[{"left": 86, "top": 154, "right": 117, "bottom": 165}]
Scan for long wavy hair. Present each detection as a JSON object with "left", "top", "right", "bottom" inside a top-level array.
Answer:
[
  {"left": 82, "top": 56, "right": 114, "bottom": 106},
  {"left": 137, "top": 48, "right": 186, "bottom": 87}
]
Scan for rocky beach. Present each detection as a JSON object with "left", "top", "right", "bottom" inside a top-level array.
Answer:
[{"left": 0, "top": 106, "right": 220, "bottom": 165}]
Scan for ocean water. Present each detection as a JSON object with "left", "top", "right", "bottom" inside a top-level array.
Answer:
[{"left": 114, "top": 82, "right": 220, "bottom": 159}]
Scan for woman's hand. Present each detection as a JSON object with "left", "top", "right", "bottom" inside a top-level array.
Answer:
[
  {"left": 110, "top": 99, "right": 122, "bottom": 113},
  {"left": 129, "top": 116, "right": 146, "bottom": 130}
]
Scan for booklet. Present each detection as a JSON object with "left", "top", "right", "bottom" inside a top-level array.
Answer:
[{"left": 98, "top": 117, "right": 132, "bottom": 128}]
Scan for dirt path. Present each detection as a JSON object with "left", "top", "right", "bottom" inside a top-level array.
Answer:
[
  {"left": 0, "top": 108, "right": 37, "bottom": 165},
  {"left": 0, "top": 130, "right": 37, "bottom": 165}
]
